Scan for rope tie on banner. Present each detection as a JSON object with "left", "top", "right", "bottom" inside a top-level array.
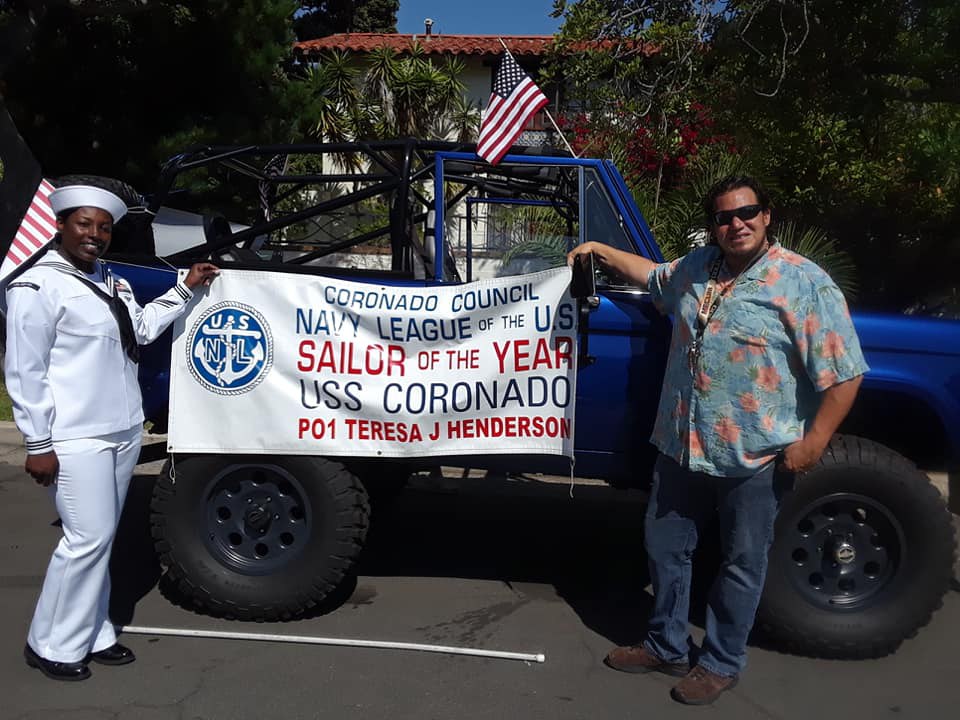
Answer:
[{"left": 568, "top": 455, "right": 576, "bottom": 498}]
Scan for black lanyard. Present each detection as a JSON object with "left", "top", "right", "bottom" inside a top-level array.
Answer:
[
  {"left": 688, "top": 257, "right": 723, "bottom": 373},
  {"left": 688, "top": 245, "right": 768, "bottom": 373},
  {"left": 696, "top": 256, "right": 725, "bottom": 332}
]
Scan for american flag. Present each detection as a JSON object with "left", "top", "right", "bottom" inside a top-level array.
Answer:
[
  {"left": 0, "top": 179, "right": 56, "bottom": 282},
  {"left": 477, "top": 52, "right": 549, "bottom": 165}
]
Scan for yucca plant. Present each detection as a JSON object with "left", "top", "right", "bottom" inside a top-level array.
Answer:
[
  {"left": 429, "top": 92, "right": 481, "bottom": 144},
  {"left": 305, "top": 50, "right": 360, "bottom": 143},
  {"left": 308, "top": 43, "right": 473, "bottom": 144}
]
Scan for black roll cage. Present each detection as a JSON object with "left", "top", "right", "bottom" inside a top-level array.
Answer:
[{"left": 150, "top": 139, "right": 577, "bottom": 272}]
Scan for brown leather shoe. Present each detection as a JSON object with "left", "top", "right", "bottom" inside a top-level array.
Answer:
[
  {"left": 604, "top": 645, "right": 690, "bottom": 677},
  {"left": 670, "top": 665, "right": 738, "bottom": 705}
]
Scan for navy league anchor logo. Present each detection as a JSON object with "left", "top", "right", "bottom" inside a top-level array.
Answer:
[{"left": 187, "top": 302, "right": 274, "bottom": 395}]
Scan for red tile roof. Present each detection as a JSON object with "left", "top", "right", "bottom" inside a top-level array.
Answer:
[{"left": 294, "top": 34, "right": 556, "bottom": 59}]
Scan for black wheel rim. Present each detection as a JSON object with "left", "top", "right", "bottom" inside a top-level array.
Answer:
[
  {"left": 202, "top": 463, "right": 311, "bottom": 575},
  {"left": 780, "top": 492, "right": 904, "bottom": 610}
]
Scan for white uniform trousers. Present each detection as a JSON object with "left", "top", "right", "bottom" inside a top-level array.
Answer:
[{"left": 27, "top": 425, "right": 142, "bottom": 662}]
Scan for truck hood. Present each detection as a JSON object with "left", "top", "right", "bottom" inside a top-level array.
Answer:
[{"left": 854, "top": 311, "right": 960, "bottom": 357}]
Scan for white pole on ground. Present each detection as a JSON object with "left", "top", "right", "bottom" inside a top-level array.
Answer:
[{"left": 120, "top": 625, "right": 546, "bottom": 663}]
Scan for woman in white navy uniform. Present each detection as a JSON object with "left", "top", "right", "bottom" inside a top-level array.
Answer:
[{"left": 4, "top": 185, "right": 218, "bottom": 681}]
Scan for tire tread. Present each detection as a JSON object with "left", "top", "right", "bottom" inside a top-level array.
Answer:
[
  {"left": 150, "top": 456, "right": 370, "bottom": 620},
  {"left": 756, "top": 435, "right": 956, "bottom": 659}
]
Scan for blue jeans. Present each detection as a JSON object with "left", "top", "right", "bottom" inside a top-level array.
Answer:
[{"left": 642, "top": 453, "right": 790, "bottom": 677}]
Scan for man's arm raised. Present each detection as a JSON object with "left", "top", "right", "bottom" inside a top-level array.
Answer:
[{"left": 567, "top": 241, "right": 657, "bottom": 290}]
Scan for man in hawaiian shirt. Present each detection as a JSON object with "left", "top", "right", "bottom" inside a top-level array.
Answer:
[{"left": 568, "top": 175, "right": 867, "bottom": 705}]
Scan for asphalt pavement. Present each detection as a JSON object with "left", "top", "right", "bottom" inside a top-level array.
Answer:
[{"left": 1, "top": 423, "right": 959, "bottom": 720}]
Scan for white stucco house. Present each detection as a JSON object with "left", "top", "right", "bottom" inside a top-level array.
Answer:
[
  {"left": 288, "top": 29, "right": 567, "bottom": 279},
  {"left": 292, "top": 28, "right": 560, "bottom": 148}
]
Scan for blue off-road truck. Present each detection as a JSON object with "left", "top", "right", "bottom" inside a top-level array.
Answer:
[{"left": 6, "top": 139, "right": 958, "bottom": 660}]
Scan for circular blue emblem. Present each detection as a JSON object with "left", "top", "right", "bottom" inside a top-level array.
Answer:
[{"left": 187, "top": 302, "right": 274, "bottom": 395}]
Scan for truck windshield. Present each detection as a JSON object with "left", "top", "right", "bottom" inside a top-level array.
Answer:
[
  {"left": 440, "top": 159, "right": 579, "bottom": 282},
  {"left": 582, "top": 168, "right": 641, "bottom": 288}
]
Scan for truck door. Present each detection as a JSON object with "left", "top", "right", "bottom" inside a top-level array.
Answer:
[{"left": 572, "top": 167, "right": 672, "bottom": 483}]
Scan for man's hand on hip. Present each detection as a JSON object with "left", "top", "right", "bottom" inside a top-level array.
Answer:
[
  {"left": 781, "top": 375, "right": 864, "bottom": 474},
  {"left": 780, "top": 433, "right": 829, "bottom": 473}
]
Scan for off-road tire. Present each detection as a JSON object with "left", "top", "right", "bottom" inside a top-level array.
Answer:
[
  {"left": 757, "top": 435, "right": 956, "bottom": 658},
  {"left": 150, "top": 455, "right": 370, "bottom": 620}
]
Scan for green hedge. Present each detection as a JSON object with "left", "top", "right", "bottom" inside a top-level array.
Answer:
[{"left": 0, "top": 379, "right": 12, "bottom": 422}]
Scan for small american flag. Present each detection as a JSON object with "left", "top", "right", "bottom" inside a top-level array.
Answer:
[
  {"left": 0, "top": 179, "right": 56, "bottom": 282},
  {"left": 477, "top": 51, "right": 549, "bottom": 165}
]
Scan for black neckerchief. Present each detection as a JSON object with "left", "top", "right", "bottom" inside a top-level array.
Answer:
[{"left": 45, "top": 252, "right": 140, "bottom": 363}]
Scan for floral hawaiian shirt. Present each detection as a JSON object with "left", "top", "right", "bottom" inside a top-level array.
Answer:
[{"left": 647, "top": 242, "right": 868, "bottom": 477}]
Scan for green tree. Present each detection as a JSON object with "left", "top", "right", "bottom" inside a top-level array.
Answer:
[
  {"left": 710, "top": 0, "right": 960, "bottom": 307},
  {"left": 1, "top": 1, "right": 313, "bottom": 190},
  {"left": 305, "top": 43, "right": 478, "bottom": 143},
  {"left": 294, "top": 0, "right": 398, "bottom": 41},
  {"left": 551, "top": 0, "right": 960, "bottom": 307},
  {"left": 547, "top": 1, "right": 719, "bottom": 214}
]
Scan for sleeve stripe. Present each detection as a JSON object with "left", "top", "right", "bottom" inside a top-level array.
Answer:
[
  {"left": 5, "top": 281, "right": 40, "bottom": 291},
  {"left": 25, "top": 437, "right": 54, "bottom": 453}
]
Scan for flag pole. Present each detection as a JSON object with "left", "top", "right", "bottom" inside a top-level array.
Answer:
[{"left": 497, "top": 38, "right": 578, "bottom": 159}]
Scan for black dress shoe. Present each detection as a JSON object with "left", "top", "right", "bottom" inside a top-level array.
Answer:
[
  {"left": 89, "top": 642, "right": 136, "bottom": 666},
  {"left": 24, "top": 644, "right": 91, "bottom": 681}
]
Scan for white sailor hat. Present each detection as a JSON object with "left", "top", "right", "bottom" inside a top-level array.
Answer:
[{"left": 49, "top": 185, "right": 128, "bottom": 223}]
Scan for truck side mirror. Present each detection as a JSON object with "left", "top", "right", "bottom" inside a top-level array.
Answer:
[
  {"left": 571, "top": 253, "right": 599, "bottom": 367},
  {"left": 570, "top": 253, "right": 597, "bottom": 300}
]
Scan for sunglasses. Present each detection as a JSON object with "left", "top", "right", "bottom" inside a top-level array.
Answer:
[{"left": 713, "top": 204, "right": 763, "bottom": 226}]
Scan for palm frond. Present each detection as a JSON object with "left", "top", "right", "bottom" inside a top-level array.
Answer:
[
  {"left": 774, "top": 221, "right": 859, "bottom": 300},
  {"left": 499, "top": 205, "right": 571, "bottom": 268},
  {"left": 501, "top": 235, "right": 568, "bottom": 268}
]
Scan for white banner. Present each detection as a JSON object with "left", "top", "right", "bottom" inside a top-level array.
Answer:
[{"left": 168, "top": 266, "right": 577, "bottom": 457}]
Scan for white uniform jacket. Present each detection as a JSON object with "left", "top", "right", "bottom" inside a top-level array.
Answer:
[{"left": 4, "top": 252, "right": 193, "bottom": 454}]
